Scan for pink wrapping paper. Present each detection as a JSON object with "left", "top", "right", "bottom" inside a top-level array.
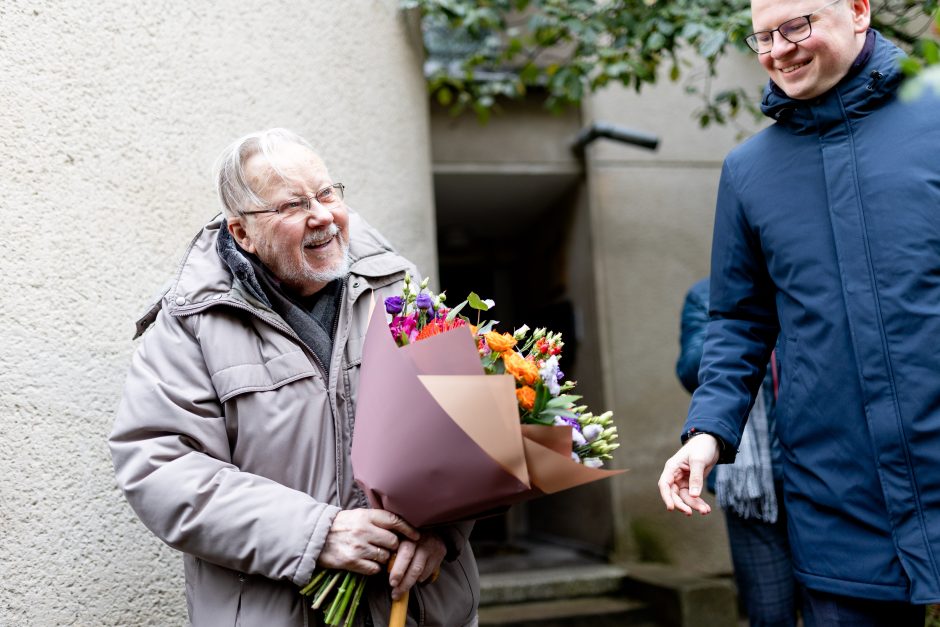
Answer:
[{"left": 351, "top": 302, "right": 624, "bottom": 528}]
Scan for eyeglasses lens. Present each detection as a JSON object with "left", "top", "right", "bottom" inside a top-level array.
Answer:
[{"left": 281, "top": 185, "right": 344, "bottom": 223}]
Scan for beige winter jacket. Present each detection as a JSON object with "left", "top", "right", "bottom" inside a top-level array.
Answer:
[{"left": 110, "top": 214, "right": 479, "bottom": 626}]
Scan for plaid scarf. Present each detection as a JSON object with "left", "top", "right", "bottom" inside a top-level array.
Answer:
[{"left": 714, "top": 382, "right": 779, "bottom": 523}]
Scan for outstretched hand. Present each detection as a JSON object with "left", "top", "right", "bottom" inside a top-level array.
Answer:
[
  {"left": 657, "top": 433, "right": 720, "bottom": 516},
  {"left": 318, "top": 509, "right": 420, "bottom": 575}
]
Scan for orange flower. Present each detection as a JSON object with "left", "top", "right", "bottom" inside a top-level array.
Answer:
[
  {"left": 516, "top": 386, "right": 536, "bottom": 410},
  {"left": 415, "top": 318, "right": 467, "bottom": 341},
  {"left": 502, "top": 352, "right": 539, "bottom": 386},
  {"left": 484, "top": 331, "right": 516, "bottom": 353}
]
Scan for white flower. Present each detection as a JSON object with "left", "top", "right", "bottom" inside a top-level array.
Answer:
[
  {"left": 582, "top": 424, "right": 603, "bottom": 443},
  {"left": 571, "top": 428, "right": 587, "bottom": 447},
  {"left": 571, "top": 451, "right": 581, "bottom": 463},
  {"left": 539, "top": 355, "right": 562, "bottom": 396},
  {"left": 582, "top": 457, "right": 604, "bottom": 469},
  {"left": 513, "top": 324, "right": 530, "bottom": 340}
]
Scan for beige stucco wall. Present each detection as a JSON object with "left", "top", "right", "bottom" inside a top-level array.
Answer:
[
  {"left": 583, "top": 53, "right": 769, "bottom": 573},
  {"left": 0, "top": 1, "right": 434, "bottom": 623}
]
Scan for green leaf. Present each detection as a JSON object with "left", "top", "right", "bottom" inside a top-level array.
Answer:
[
  {"left": 476, "top": 320, "right": 497, "bottom": 335},
  {"left": 545, "top": 394, "right": 581, "bottom": 408},
  {"left": 698, "top": 29, "right": 726, "bottom": 59},
  {"left": 467, "top": 292, "right": 491, "bottom": 310},
  {"left": 532, "top": 384, "right": 551, "bottom": 415},
  {"left": 646, "top": 32, "right": 666, "bottom": 51},
  {"left": 446, "top": 299, "right": 468, "bottom": 321},
  {"left": 519, "top": 62, "right": 540, "bottom": 84},
  {"left": 435, "top": 87, "right": 453, "bottom": 107}
]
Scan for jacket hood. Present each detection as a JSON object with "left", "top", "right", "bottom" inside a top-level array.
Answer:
[
  {"left": 134, "top": 210, "right": 413, "bottom": 337},
  {"left": 760, "top": 30, "right": 905, "bottom": 131}
]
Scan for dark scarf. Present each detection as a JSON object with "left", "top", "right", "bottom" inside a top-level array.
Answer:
[{"left": 216, "top": 222, "right": 344, "bottom": 375}]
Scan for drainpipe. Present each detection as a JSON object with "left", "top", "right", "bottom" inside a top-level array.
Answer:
[{"left": 571, "top": 122, "right": 660, "bottom": 156}]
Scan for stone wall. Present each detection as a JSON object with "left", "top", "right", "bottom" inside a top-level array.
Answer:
[{"left": 0, "top": 1, "right": 434, "bottom": 623}]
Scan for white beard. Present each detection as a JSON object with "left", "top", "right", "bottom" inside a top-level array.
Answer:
[{"left": 255, "top": 223, "right": 351, "bottom": 293}]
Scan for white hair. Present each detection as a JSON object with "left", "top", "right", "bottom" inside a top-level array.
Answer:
[{"left": 213, "top": 128, "right": 318, "bottom": 218}]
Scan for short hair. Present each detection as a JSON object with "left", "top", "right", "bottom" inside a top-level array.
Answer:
[{"left": 214, "top": 128, "right": 318, "bottom": 218}]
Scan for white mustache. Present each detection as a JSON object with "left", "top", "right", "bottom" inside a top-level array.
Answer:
[{"left": 303, "top": 223, "right": 339, "bottom": 247}]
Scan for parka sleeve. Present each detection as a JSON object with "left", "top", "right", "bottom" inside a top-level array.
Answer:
[
  {"left": 109, "top": 306, "right": 340, "bottom": 587},
  {"left": 682, "top": 159, "right": 779, "bottom": 453}
]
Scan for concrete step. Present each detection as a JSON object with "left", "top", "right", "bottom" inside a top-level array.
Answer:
[
  {"left": 478, "top": 563, "right": 656, "bottom": 626},
  {"left": 479, "top": 595, "right": 657, "bottom": 627},
  {"left": 476, "top": 560, "right": 739, "bottom": 627},
  {"left": 480, "top": 563, "right": 629, "bottom": 605}
]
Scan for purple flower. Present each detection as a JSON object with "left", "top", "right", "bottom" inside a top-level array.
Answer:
[
  {"left": 553, "top": 414, "right": 581, "bottom": 432},
  {"left": 416, "top": 292, "right": 432, "bottom": 310},
  {"left": 385, "top": 296, "right": 404, "bottom": 315}
]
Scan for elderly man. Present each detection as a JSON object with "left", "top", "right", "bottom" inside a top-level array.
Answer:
[
  {"left": 110, "top": 128, "right": 479, "bottom": 626},
  {"left": 658, "top": 1, "right": 940, "bottom": 625}
]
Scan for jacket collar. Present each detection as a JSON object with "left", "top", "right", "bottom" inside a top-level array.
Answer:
[
  {"left": 134, "top": 210, "right": 413, "bottom": 337},
  {"left": 760, "top": 30, "right": 904, "bottom": 130}
]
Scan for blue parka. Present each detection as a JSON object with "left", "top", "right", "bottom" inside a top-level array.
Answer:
[{"left": 685, "top": 31, "right": 940, "bottom": 603}]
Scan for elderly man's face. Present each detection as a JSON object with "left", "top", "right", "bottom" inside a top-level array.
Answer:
[
  {"left": 228, "top": 144, "right": 350, "bottom": 296},
  {"left": 751, "top": 0, "right": 870, "bottom": 100}
]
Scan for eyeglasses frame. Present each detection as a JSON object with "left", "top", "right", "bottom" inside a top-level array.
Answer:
[
  {"left": 241, "top": 182, "right": 346, "bottom": 218},
  {"left": 744, "top": 0, "right": 843, "bottom": 54}
]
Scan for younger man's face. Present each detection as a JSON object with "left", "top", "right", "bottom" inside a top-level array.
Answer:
[{"left": 751, "top": 0, "right": 870, "bottom": 100}]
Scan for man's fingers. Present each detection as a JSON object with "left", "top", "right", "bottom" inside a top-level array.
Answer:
[
  {"left": 658, "top": 473, "right": 677, "bottom": 510},
  {"left": 670, "top": 484, "right": 693, "bottom": 515},
  {"left": 402, "top": 554, "right": 428, "bottom": 590},
  {"left": 677, "top": 487, "right": 712, "bottom": 516},
  {"left": 687, "top": 458, "right": 705, "bottom": 498},
  {"left": 373, "top": 511, "right": 419, "bottom": 541},
  {"left": 388, "top": 541, "right": 416, "bottom": 589}
]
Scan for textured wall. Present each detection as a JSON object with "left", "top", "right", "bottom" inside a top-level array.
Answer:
[
  {"left": 0, "top": 1, "right": 434, "bottom": 623},
  {"left": 582, "top": 53, "right": 769, "bottom": 573}
]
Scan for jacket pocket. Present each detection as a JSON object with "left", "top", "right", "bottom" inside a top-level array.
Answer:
[
  {"left": 211, "top": 350, "right": 320, "bottom": 403},
  {"left": 775, "top": 336, "right": 802, "bottom": 445},
  {"left": 413, "top": 550, "right": 479, "bottom": 626}
]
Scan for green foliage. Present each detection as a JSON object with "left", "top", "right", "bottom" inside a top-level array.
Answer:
[
  {"left": 926, "top": 604, "right": 940, "bottom": 627},
  {"left": 404, "top": 0, "right": 939, "bottom": 126}
]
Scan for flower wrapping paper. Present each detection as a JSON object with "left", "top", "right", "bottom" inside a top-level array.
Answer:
[{"left": 351, "top": 301, "right": 624, "bottom": 528}]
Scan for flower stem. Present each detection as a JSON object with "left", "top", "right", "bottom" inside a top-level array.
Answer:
[
  {"left": 341, "top": 575, "right": 368, "bottom": 627},
  {"left": 299, "top": 569, "right": 329, "bottom": 596},
  {"left": 312, "top": 571, "right": 343, "bottom": 609},
  {"left": 324, "top": 571, "right": 355, "bottom": 624}
]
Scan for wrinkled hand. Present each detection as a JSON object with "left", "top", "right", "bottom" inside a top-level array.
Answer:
[
  {"left": 388, "top": 533, "right": 446, "bottom": 601},
  {"left": 657, "top": 434, "right": 719, "bottom": 516},
  {"left": 318, "top": 509, "right": 420, "bottom": 575}
]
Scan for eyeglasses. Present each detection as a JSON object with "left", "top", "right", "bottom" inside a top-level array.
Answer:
[
  {"left": 744, "top": 0, "right": 842, "bottom": 54},
  {"left": 242, "top": 183, "right": 345, "bottom": 223}
]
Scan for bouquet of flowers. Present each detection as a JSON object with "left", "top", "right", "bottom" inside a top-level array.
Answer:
[
  {"left": 302, "top": 274, "right": 621, "bottom": 626},
  {"left": 386, "top": 274, "right": 619, "bottom": 466}
]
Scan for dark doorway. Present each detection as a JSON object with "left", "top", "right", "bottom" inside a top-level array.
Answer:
[{"left": 434, "top": 167, "right": 615, "bottom": 571}]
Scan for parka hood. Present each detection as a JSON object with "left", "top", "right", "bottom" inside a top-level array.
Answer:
[{"left": 760, "top": 30, "right": 905, "bottom": 131}]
